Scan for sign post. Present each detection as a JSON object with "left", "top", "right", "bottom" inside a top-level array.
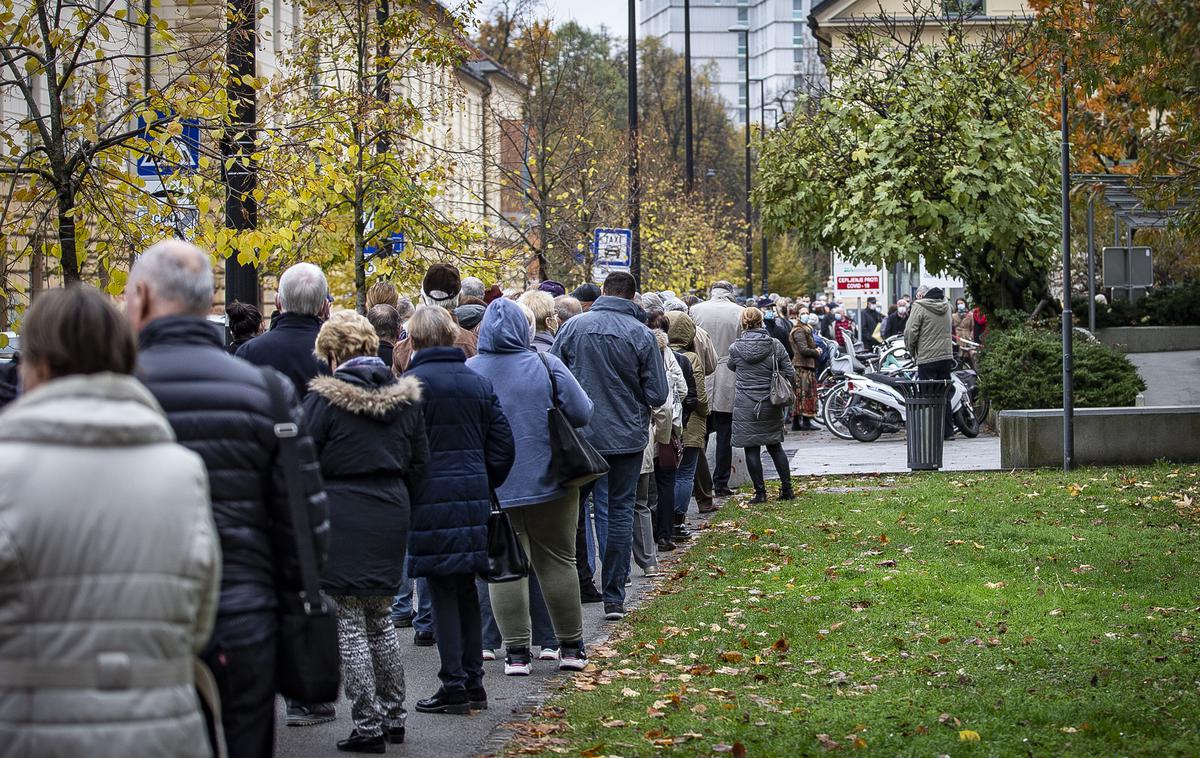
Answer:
[
  {"left": 833, "top": 256, "right": 884, "bottom": 338},
  {"left": 592, "top": 228, "right": 632, "bottom": 284}
]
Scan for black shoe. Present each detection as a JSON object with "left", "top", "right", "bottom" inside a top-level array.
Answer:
[
  {"left": 415, "top": 690, "right": 470, "bottom": 715},
  {"left": 413, "top": 630, "right": 436, "bottom": 647},
  {"left": 336, "top": 730, "right": 386, "bottom": 753},
  {"left": 579, "top": 582, "right": 604, "bottom": 604},
  {"left": 384, "top": 723, "right": 405, "bottom": 744},
  {"left": 559, "top": 640, "right": 589, "bottom": 671},
  {"left": 604, "top": 603, "right": 626, "bottom": 621},
  {"left": 286, "top": 701, "right": 336, "bottom": 727},
  {"left": 714, "top": 487, "right": 736, "bottom": 497},
  {"left": 750, "top": 491, "right": 768, "bottom": 504},
  {"left": 467, "top": 687, "right": 489, "bottom": 710},
  {"left": 779, "top": 486, "right": 795, "bottom": 501},
  {"left": 791, "top": 417, "right": 802, "bottom": 431},
  {"left": 656, "top": 538, "right": 676, "bottom": 552},
  {"left": 944, "top": 432, "right": 956, "bottom": 441},
  {"left": 673, "top": 527, "right": 691, "bottom": 541},
  {"left": 392, "top": 615, "right": 413, "bottom": 629}
]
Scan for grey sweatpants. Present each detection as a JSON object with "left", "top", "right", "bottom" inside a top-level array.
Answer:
[{"left": 488, "top": 490, "right": 584, "bottom": 648}]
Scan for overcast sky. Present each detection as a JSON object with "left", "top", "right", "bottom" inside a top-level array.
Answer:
[{"left": 471, "top": 0, "right": 629, "bottom": 37}]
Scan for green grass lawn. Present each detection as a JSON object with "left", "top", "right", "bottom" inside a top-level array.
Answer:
[{"left": 503, "top": 465, "right": 1200, "bottom": 757}]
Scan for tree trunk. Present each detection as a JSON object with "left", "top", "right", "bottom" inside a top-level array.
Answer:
[{"left": 57, "top": 187, "right": 80, "bottom": 285}]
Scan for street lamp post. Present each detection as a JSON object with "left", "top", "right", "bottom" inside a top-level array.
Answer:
[
  {"left": 1060, "top": 57, "right": 1074, "bottom": 472},
  {"left": 752, "top": 77, "right": 768, "bottom": 294},
  {"left": 731, "top": 22, "right": 751, "bottom": 296},
  {"left": 628, "top": 0, "right": 641, "bottom": 288},
  {"left": 684, "top": 0, "right": 694, "bottom": 192}
]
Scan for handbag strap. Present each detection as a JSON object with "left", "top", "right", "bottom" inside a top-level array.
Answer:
[
  {"left": 259, "top": 368, "right": 328, "bottom": 617},
  {"left": 536, "top": 352, "right": 561, "bottom": 410}
]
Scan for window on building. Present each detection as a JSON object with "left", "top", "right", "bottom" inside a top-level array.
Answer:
[
  {"left": 737, "top": 6, "right": 747, "bottom": 22},
  {"left": 738, "top": 56, "right": 746, "bottom": 72},
  {"left": 738, "top": 83, "right": 747, "bottom": 105},
  {"left": 793, "top": 22, "right": 805, "bottom": 45},
  {"left": 737, "top": 31, "right": 747, "bottom": 55},
  {"left": 736, "top": 0, "right": 747, "bottom": 5},
  {"left": 793, "top": 0, "right": 804, "bottom": 18},
  {"left": 943, "top": 0, "right": 984, "bottom": 15},
  {"left": 272, "top": 0, "right": 281, "bottom": 54}
]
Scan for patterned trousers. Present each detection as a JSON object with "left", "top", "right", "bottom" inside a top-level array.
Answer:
[{"left": 334, "top": 595, "right": 406, "bottom": 737}]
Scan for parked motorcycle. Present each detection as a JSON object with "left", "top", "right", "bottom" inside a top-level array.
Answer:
[{"left": 841, "top": 369, "right": 981, "bottom": 442}]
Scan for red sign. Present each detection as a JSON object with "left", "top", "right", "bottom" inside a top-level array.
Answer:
[{"left": 835, "top": 275, "right": 881, "bottom": 292}]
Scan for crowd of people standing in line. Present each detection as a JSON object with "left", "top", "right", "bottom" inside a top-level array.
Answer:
[{"left": 0, "top": 240, "right": 979, "bottom": 757}]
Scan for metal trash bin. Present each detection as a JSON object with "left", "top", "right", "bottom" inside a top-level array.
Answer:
[{"left": 901, "top": 380, "right": 951, "bottom": 471}]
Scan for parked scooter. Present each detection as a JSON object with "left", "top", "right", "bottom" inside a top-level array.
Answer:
[{"left": 841, "top": 369, "right": 981, "bottom": 442}]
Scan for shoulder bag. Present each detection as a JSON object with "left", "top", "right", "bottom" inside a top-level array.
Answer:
[
  {"left": 537, "top": 353, "right": 609, "bottom": 487},
  {"left": 483, "top": 492, "right": 530, "bottom": 583},
  {"left": 769, "top": 350, "right": 793, "bottom": 406},
  {"left": 260, "top": 368, "right": 342, "bottom": 704}
]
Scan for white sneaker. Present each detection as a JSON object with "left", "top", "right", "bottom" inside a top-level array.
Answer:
[
  {"left": 504, "top": 650, "right": 532, "bottom": 676},
  {"left": 539, "top": 647, "right": 560, "bottom": 661},
  {"left": 482, "top": 649, "right": 496, "bottom": 661}
]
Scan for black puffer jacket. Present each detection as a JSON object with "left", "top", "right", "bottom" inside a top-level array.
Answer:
[
  {"left": 302, "top": 361, "right": 428, "bottom": 596},
  {"left": 137, "top": 315, "right": 329, "bottom": 649}
]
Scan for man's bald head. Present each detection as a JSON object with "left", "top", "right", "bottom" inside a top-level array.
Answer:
[{"left": 126, "top": 240, "right": 214, "bottom": 332}]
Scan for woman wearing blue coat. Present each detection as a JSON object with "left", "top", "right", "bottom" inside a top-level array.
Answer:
[
  {"left": 468, "top": 298, "right": 594, "bottom": 676},
  {"left": 402, "top": 305, "right": 515, "bottom": 716}
]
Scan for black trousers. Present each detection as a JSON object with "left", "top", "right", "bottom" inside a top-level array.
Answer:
[
  {"left": 652, "top": 461, "right": 676, "bottom": 542},
  {"left": 743, "top": 444, "right": 791, "bottom": 496},
  {"left": 917, "top": 359, "right": 956, "bottom": 436},
  {"left": 201, "top": 637, "right": 276, "bottom": 758},
  {"left": 709, "top": 411, "right": 733, "bottom": 489},
  {"left": 574, "top": 492, "right": 594, "bottom": 587},
  {"left": 426, "top": 573, "right": 484, "bottom": 693}
]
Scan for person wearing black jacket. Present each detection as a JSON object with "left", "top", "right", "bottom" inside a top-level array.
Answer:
[
  {"left": 304, "top": 311, "right": 429, "bottom": 753},
  {"left": 126, "top": 241, "right": 331, "bottom": 757},
  {"left": 860, "top": 297, "right": 884, "bottom": 349},
  {"left": 236, "top": 262, "right": 331, "bottom": 397}
]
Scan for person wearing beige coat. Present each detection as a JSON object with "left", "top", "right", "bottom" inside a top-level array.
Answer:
[{"left": 0, "top": 287, "right": 220, "bottom": 758}]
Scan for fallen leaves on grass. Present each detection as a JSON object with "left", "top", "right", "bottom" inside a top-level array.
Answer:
[
  {"left": 959, "top": 729, "right": 982, "bottom": 742},
  {"left": 985, "top": 581, "right": 1007, "bottom": 589}
]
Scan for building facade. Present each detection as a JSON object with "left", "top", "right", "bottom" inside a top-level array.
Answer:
[{"left": 640, "top": 0, "right": 825, "bottom": 123}]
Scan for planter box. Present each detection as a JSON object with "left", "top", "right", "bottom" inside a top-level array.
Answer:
[
  {"left": 1095, "top": 326, "right": 1200, "bottom": 353},
  {"left": 999, "top": 406, "right": 1200, "bottom": 469}
]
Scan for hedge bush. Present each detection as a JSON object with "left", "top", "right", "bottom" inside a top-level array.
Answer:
[
  {"left": 1074, "top": 281, "right": 1200, "bottom": 328},
  {"left": 978, "top": 327, "right": 1146, "bottom": 412}
]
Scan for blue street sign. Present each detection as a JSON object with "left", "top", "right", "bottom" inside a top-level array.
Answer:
[
  {"left": 592, "top": 227, "right": 632, "bottom": 283},
  {"left": 135, "top": 113, "right": 201, "bottom": 178}
]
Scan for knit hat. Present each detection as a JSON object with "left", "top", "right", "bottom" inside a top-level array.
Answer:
[
  {"left": 538, "top": 279, "right": 567, "bottom": 298},
  {"left": 571, "top": 283, "right": 601, "bottom": 303},
  {"left": 422, "top": 264, "right": 461, "bottom": 308},
  {"left": 926, "top": 287, "right": 945, "bottom": 301},
  {"left": 484, "top": 284, "right": 504, "bottom": 304},
  {"left": 454, "top": 303, "right": 486, "bottom": 330}
]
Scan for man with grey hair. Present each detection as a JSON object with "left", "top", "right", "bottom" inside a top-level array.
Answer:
[
  {"left": 460, "top": 275, "right": 486, "bottom": 300},
  {"left": 236, "top": 262, "right": 331, "bottom": 397},
  {"left": 554, "top": 295, "right": 582, "bottom": 325},
  {"left": 129, "top": 240, "right": 331, "bottom": 753}
]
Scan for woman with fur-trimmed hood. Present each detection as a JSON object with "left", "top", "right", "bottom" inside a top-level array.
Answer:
[{"left": 302, "top": 310, "right": 429, "bottom": 754}]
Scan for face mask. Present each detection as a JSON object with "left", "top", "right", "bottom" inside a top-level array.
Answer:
[
  {"left": 898, "top": 307, "right": 908, "bottom": 316},
  {"left": 834, "top": 314, "right": 844, "bottom": 321},
  {"left": 957, "top": 304, "right": 967, "bottom": 313}
]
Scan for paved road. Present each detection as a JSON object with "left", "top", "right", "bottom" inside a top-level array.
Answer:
[{"left": 1128, "top": 350, "right": 1200, "bottom": 406}]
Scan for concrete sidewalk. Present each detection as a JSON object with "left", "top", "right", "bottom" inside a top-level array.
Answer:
[
  {"left": 274, "top": 509, "right": 712, "bottom": 758},
  {"left": 786, "top": 427, "right": 1002, "bottom": 476}
]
